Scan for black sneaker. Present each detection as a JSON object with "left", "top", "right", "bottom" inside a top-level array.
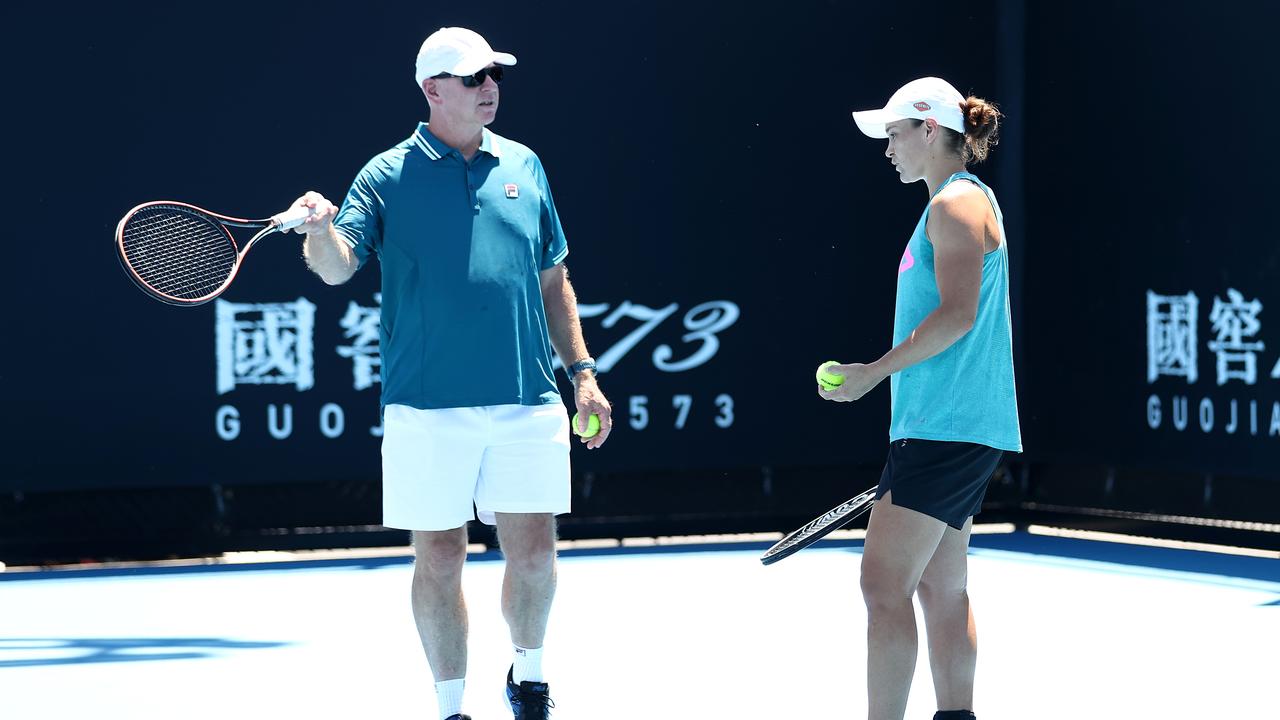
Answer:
[
  {"left": 444, "top": 715, "right": 472, "bottom": 720},
  {"left": 505, "top": 665, "right": 555, "bottom": 719}
]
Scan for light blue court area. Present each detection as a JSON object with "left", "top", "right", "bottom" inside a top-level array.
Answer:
[{"left": 1, "top": 531, "right": 1276, "bottom": 719}]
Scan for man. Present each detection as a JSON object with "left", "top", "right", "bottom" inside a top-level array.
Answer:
[
  {"left": 822, "top": 77, "right": 1022, "bottom": 720},
  {"left": 289, "top": 26, "right": 611, "bottom": 720}
]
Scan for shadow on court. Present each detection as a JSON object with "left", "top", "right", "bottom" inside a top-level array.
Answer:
[
  {"left": 966, "top": 533, "right": 1280, "bottom": 584},
  {"left": 804, "top": 531, "right": 1280, "bottom": 605},
  {"left": 0, "top": 637, "right": 290, "bottom": 668}
]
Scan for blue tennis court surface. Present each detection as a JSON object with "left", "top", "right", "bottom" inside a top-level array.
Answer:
[{"left": 2, "top": 530, "right": 1276, "bottom": 719}]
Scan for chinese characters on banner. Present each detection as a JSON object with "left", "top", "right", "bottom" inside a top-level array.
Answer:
[
  {"left": 1146, "top": 288, "right": 1280, "bottom": 436},
  {"left": 215, "top": 298, "right": 317, "bottom": 395},
  {"left": 214, "top": 295, "right": 379, "bottom": 440},
  {"left": 212, "top": 297, "right": 741, "bottom": 441},
  {"left": 335, "top": 293, "right": 383, "bottom": 392}
]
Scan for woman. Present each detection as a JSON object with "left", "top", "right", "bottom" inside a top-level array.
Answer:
[{"left": 821, "top": 76, "right": 1022, "bottom": 720}]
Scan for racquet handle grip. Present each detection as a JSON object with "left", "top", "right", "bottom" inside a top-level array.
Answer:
[{"left": 271, "top": 205, "right": 316, "bottom": 230}]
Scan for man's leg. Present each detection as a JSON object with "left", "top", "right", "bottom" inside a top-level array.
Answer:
[
  {"left": 917, "top": 518, "right": 977, "bottom": 714},
  {"left": 411, "top": 527, "right": 471, "bottom": 681},
  {"left": 861, "top": 491, "right": 949, "bottom": 720},
  {"left": 495, "top": 512, "right": 558, "bottom": 718},
  {"left": 495, "top": 512, "right": 558, "bottom": 651}
]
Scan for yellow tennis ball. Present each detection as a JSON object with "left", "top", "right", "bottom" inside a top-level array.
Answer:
[
  {"left": 572, "top": 412, "right": 601, "bottom": 438},
  {"left": 816, "top": 361, "right": 845, "bottom": 392}
]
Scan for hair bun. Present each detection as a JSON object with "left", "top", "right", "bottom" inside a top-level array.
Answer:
[{"left": 960, "top": 96, "right": 1001, "bottom": 163}]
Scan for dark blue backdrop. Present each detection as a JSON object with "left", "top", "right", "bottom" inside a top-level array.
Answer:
[
  {"left": 2, "top": 0, "right": 1002, "bottom": 491},
  {"left": 1020, "top": 2, "right": 1280, "bottom": 481},
  {"left": 4, "top": 1, "right": 1277, "bottom": 513}
]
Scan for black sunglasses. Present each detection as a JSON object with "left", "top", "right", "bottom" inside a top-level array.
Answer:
[{"left": 433, "top": 66, "right": 505, "bottom": 88}]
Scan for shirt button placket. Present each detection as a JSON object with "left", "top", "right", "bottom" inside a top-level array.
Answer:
[{"left": 467, "top": 164, "right": 480, "bottom": 212}]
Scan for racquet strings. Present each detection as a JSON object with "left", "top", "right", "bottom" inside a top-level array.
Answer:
[{"left": 120, "top": 205, "right": 239, "bottom": 300}]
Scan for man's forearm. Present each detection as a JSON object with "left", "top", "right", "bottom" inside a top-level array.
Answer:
[
  {"left": 303, "top": 226, "right": 358, "bottom": 285},
  {"left": 543, "top": 280, "right": 590, "bottom": 371}
]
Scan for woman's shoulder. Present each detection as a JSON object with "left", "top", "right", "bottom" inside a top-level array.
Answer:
[{"left": 929, "top": 179, "right": 990, "bottom": 221}]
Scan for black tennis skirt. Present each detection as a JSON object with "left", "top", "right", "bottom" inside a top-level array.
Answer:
[{"left": 875, "top": 438, "right": 1003, "bottom": 530}]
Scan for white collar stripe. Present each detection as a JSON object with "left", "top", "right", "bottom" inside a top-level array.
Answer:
[{"left": 414, "top": 130, "right": 443, "bottom": 160}]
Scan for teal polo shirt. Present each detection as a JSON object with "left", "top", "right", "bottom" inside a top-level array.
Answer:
[{"left": 333, "top": 123, "right": 569, "bottom": 410}]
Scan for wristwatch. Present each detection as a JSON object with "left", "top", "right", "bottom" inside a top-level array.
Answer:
[{"left": 568, "top": 357, "right": 597, "bottom": 381}]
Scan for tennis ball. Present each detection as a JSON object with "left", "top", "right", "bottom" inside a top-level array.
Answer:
[
  {"left": 572, "top": 412, "right": 601, "bottom": 438},
  {"left": 816, "top": 361, "right": 845, "bottom": 392}
]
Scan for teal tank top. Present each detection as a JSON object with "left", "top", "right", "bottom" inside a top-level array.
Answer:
[{"left": 889, "top": 171, "right": 1022, "bottom": 452}]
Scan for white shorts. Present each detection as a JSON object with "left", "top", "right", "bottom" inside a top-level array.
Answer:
[{"left": 381, "top": 403, "right": 572, "bottom": 531}]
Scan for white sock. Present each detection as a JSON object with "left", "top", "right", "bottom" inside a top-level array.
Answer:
[
  {"left": 434, "top": 678, "right": 465, "bottom": 720},
  {"left": 512, "top": 644, "right": 544, "bottom": 684}
]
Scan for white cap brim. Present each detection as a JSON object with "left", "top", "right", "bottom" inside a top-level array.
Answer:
[
  {"left": 851, "top": 108, "right": 906, "bottom": 139},
  {"left": 449, "top": 50, "right": 517, "bottom": 77}
]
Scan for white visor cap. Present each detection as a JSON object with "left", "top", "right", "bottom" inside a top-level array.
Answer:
[
  {"left": 851, "top": 77, "right": 966, "bottom": 139},
  {"left": 414, "top": 27, "right": 517, "bottom": 87}
]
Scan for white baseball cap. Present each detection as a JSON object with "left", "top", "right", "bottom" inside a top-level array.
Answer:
[
  {"left": 414, "top": 27, "right": 517, "bottom": 87},
  {"left": 851, "top": 77, "right": 966, "bottom": 139}
]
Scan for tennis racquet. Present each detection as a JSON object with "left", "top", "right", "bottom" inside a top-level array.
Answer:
[
  {"left": 115, "top": 200, "right": 314, "bottom": 306},
  {"left": 760, "top": 485, "right": 878, "bottom": 565}
]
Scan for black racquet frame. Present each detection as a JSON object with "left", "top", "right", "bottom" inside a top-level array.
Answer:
[{"left": 760, "top": 485, "right": 879, "bottom": 565}]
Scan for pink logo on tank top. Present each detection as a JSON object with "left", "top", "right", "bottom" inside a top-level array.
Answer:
[{"left": 898, "top": 244, "right": 915, "bottom": 274}]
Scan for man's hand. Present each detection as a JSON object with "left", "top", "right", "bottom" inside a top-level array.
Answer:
[
  {"left": 293, "top": 190, "right": 356, "bottom": 285},
  {"left": 287, "top": 191, "right": 338, "bottom": 235},
  {"left": 818, "top": 362, "right": 887, "bottom": 403},
  {"left": 573, "top": 374, "right": 612, "bottom": 449}
]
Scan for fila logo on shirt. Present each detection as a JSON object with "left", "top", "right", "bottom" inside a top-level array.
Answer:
[{"left": 504, "top": 183, "right": 519, "bottom": 198}]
